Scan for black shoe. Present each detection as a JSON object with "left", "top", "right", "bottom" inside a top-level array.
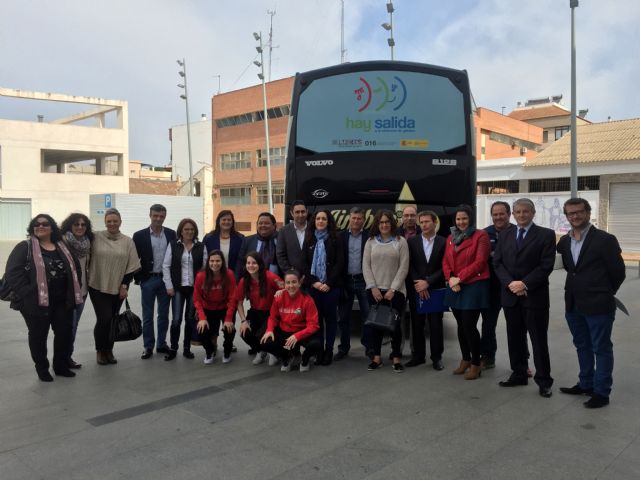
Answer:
[
  {"left": 314, "top": 353, "right": 324, "bottom": 366},
  {"left": 392, "top": 363, "right": 405, "bottom": 373},
  {"left": 404, "top": 358, "right": 426, "bottom": 368},
  {"left": 432, "top": 360, "right": 445, "bottom": 371},
  {"left": 164, "top": 350, "right": 177, "bottom": 361},
  {"left": 539, "top": 386, "right": 553, "bottom": 398},
  {"left": 54, "top": 368, "right": 76, "bottom": 378},
  {"left": 321, "top": 350, "right": 333, "bottom": 366},
  {"left": 334, "top": 350, "right": 348, "bottom": 361},
  {"left": 183, "top": 350, "right": 195, "bottom": 359},
  {"left": 68, "top": 358, "right": 82, "bottom": 369},
  {"left": 368, "top": 361, "right": 383, "bottom": 371},
  {"left": 560, "top": 384, "right": 593, "bottom": 396},
  {"left": 141, "top": 349, "right": 153, "bottom": 360},
  {"left": 37, "top": 370, "right": 54, "bottom": 382},
  {"left": 156, "top": 345, "right": 172, "bottom": 355},
  {"left": 584, "top": 394, "right": 609, "bottom": 409},
  {"left": 231, "top": 345, "right": 238, "bottom": 353},
  {"left": 499, "top": 377, "right": 528, "bottom": 387}
]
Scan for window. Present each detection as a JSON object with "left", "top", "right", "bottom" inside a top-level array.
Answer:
[
  {"left": 216, "top": 105, "right": 290, "bottom": 129},
  {"left": 528, "top": 176, "right": 599, "bottom": 193},
  {"left": 220, "top": 151, "right": 251, "bottom": 170},
  {"left": 220, "top": 187, "right": 251, "bottom": 205},
  {"left": 477, "top": 180, "right": 519, "bottom": 195},
  {"left": 555, "top": 126, "right": 570, "bottom": 141},
  {"left": 256, "top": 147, "right": 286, "bottom": 167},
  {"left": 543, "top": 130, "right": 549, "bottom": 143},
  {"left": 256, "top": 184, "right": 285, "bottom": 204}
]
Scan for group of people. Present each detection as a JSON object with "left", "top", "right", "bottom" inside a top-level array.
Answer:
[{"left": 3, "top": 197, "right": 626, "bottom": 409}]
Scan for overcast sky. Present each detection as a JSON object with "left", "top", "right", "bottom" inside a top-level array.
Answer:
[{"left": 1, "top": 0, "right": 638, "bottom": 166}]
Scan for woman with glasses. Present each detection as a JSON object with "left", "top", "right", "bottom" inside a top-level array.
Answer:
[
  {"left": 60, "top": 213, "right": 94, "bottom": 369},
  {"left": 88, "top": 208, "right": 140, "bottom": 365},
  {"left": 4, "top": 214, "right": 83, "bottom": 382},
  {"left": 362, "top": 209, "right": 410, "bottom": 373},
  {"left": 162, "top": 218, "right": 206, "bottom": 360}
]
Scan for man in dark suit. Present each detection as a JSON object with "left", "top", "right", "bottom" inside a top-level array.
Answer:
[
  {"left": 404, "top": 210, "right": 446, "bottom": 370},
  {"left": 335, "top": 206, "right": 371, "bottom": 360},
  {"left": 236, "top": 212, "right": 279, "bottom": 280},
  {"left": 133, "top": 204, "right": 177, "bottom": 359},
  {"left": 494, "top": 198, "right": 556, "bottom": 398},
  {"left": 557, "top": 198, "right": 626, "bottom": 409},
  {"left": 276, "top": 200, "right": 307, "bottom": 276}
]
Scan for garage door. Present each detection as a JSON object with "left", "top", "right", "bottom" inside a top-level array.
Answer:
[
  {"left": 0, "top": 198, "right": 32, "bottom": 240},
  {"left": 609, "top": 182, "right": 640, "bottom": 252}
]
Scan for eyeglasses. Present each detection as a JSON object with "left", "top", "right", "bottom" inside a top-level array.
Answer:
[
  {"left": 34, "top": 222, "right": 51, "bottom": 228},
  {"left": 74, "top": 223, "right": 87, "bottom": 227},
  {"left": 565, "top": 210, "right": 586, "bottom": 217}
]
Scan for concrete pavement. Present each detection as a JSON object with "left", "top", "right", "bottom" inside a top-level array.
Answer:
[{"left": 0, "top": 269, "right": 639, "bottom": 480}]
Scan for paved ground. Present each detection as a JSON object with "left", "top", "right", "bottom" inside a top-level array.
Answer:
[{"left": 0, "top": 269, "right": 639, "bottom": 480}]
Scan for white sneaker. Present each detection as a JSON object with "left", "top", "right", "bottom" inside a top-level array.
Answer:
[
  {"left": 268, "top": 353, "right": 280, "bottom": 367},
  {"left": 299, "top": 361, "right": 310, "bottom": 372},
  {"left": 222, "top": 355, "right": 231, "bottom": 364},
  {"left": 204, "top": 354, "right": 214, "bottom": 365},
  {"left": 252, "top": 351, "right": 267, "bottom": 365},
  {"left": 280, "top": 360, "right": 292, "bottom": 372}
]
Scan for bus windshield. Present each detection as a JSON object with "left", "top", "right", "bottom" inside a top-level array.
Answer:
[{"left": 296, "top": 70, "right": 466, "bottom": 154}]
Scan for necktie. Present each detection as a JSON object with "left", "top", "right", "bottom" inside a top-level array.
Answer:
[{"left": 516, "top": 228, "right": 525, "bottom": 250}]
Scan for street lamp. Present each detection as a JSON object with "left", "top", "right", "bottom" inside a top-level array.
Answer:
[
  {"left": 381, "top": 2, "right": 395, "bottom": 60},
  {"left": 569, "top": 0, "right": 579, "bottom": 197},
  {"left": 253, "top": 31, "right": 274, "bottom": 214},
  {"left": 177, "top": 58, "right": 194, "bottom": 196}
]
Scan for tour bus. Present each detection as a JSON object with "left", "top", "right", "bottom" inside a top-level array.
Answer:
[{"left": 283, "top": 60, "right": 475, "bottom": 232}]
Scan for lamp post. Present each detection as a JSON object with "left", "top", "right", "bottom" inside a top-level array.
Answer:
[
  {"left": 253, "top": 31, "right": 273, "bottom": 214},
  {"left": 381, "top": 2, "right": 395, "bottom": 60},
  {"left": 569, "top": 0, "right": 579, "bottom": 197},
  {"left": 177, "top": 58, "right": 194, "bottom": 196}
]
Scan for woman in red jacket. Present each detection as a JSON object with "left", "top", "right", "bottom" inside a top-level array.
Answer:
[
  {"left": 193, "top": 250, "right": 236, "bottom": 364},
  {"left": 260, "top": 268, "right": 321, "bottom": 372},
  {"left": 443, "top": 204, "right": 491, "bottom": 380},
  {"left": 232, "top": 251, "right": 284, "bottom": 365}
]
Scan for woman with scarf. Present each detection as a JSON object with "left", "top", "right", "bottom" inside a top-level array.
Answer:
[
  {"left": 60, "top": 213, "right": 94, "bottom": 369},
  {"left": 4, "top": 214, "right": 83, "bottom": 382},
  {"left": 302, "top": 209, "right": 344, "bottom": 365},
  {"left": 88, "top": 208, "right": 140, "bottom": 366},
  {"left": 362, "top": 209, "right": 410, "bottom": 373},
  {"left": 443, "top": 204, "right": 491, "bottom": 380}
]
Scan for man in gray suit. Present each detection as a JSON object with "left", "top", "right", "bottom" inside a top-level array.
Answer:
[{"left": 276, "top": 200, "right": 308, "bottom": 275}]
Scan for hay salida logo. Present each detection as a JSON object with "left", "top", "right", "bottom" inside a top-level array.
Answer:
[{"left": 346, "top": 75, "right": 415, "bottom": 133}]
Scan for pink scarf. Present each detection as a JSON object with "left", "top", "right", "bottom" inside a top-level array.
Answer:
[{"left": 31, "top": 238, "right": 83, "bottom": 307}]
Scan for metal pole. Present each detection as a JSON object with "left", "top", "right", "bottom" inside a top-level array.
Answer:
[
  {"left": 258, "top": 33, "right": 273, "bottom": 214},
  {"left": 570, "top": 0, "right": 578, "bottom": 197},
  {"left": 183, "top": 58, "right": 194, "bottom": 196},
  {"left": 340, "top": 0, "right": 345, "bottom": 63},
  {"left": 389, "top": 9, "right": 394, "bottom": 60}
]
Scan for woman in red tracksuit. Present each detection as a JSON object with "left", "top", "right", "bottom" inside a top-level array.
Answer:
[
  {"left": 193, "top": 249, "right": 236, "bottom": 364},
  {"left": 231, "top": 251, "right": 284, "bottom": 365},
  {"left": 260, "top": 268, "right": 321, "bottom": 372},
  {"left": 442, "top": 204, "right": 491, "bottom": 380}
]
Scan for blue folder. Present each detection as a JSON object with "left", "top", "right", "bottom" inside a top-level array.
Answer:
[{"left": 416, "top": 288, "right": 449, "bottom": 314}]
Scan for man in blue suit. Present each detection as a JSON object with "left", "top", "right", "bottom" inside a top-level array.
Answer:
[{"left": 133, "top": 204, "right": 177, "bottom": 359}]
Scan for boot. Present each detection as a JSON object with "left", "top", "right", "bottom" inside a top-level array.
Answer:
[
  {"left": 464, "top": 364, "right": 482, "bottom": 380},
  {"left": 96, "top": 351, "right": 108, "bottom": 365},
  {"left": 321, "top": 349, "right": 333, "bottom": 366},
  {"left": 106, "top": 351, "right": 118, "bottom": 364},
  {"left": 453, "top": 359, "right": 471, "bottom": 375}
]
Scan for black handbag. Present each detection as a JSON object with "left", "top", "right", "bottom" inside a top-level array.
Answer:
[
  {"left": 364, "top": 301, "right": 400, "bottom": 332},
  {"left": 1, "top": 241, "right": 31, "bottom": 310},
  {"left": 111, "top": 299, "right": 142, "bottom": 342}
]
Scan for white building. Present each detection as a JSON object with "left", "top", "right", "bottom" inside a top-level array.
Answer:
[
  {"left": 170, "top": 115, "right": 212, "bottom": 186},
  {"left": 0, "top": 87, "right": 129, "bottom": 239}
]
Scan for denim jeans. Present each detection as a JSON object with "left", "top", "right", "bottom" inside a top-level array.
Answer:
[
  {"left": 170, "top": 286, "right": 194, "bottom": 351},
  {"left": 140, "top": 275, "right": 171, "bottom": 351},
  {"left": 69, "top": 295, "right": 87, "bottom": 359},
  {"left": 337, "top": 275, "right": 371, "bottom": 353},
  {"left": 309, "top": 287, "right": 341, "bottom": 351},
  {"left": 565, "top": 307, "right": 615, "bottom": 398}
]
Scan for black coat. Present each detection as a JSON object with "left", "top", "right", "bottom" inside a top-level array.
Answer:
[
  {"left": 339, "top": 228, "right": 368, "bottom": 275},
  {"left": 493, "top": 224, "right": 556, "bottom": 309},
  {"left": 302, "top": 234, "right": 344, "bottom": 288},
  {"left": 4, "top": 240, "right": 81, "bottom": 316},
  {"left": 556, "top": 226, "right": 626, "bottom": 315},
  {"left": 407, "top": 234, "right": 446, "bottom": 291},
  {"left": 132, "top": 227, "right": 177, "bottom": 283}
]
